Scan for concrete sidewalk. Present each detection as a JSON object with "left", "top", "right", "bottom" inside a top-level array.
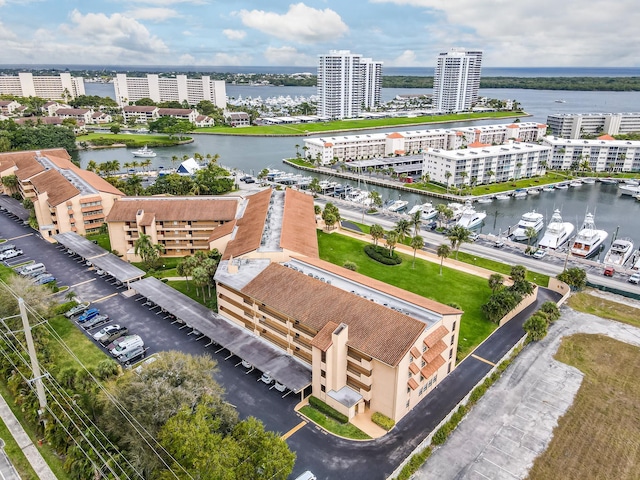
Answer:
[{"left": 0, "top": 393, "right": 57, "bottom": 480}]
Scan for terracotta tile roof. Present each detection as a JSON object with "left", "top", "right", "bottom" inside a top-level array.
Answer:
[
  {"left": 30, "top": 169, "right": 80, "bottom": 206},
  {"left": 310, "top": 321, "right": 339, "bottom": 351},
  {"left": 423, "top": 325, "right": 449, "bottom": 348},
  {"left": 208, "top": 220, "right": 236, "bottom": 242},
  {"left": 537, "top": 124, "right": 547, "bottom": 128},
  {"left": 421, "top": 356, "right": 445, "bottom": 378},
  {"left": 223, "top": 189, "right": 271, "bottom": 260},
  {"left": 422, "top": 340, "right": 447, "bottom": 364},
  {"left": 456, "top": 131, "right": 464, "bottom": 136},
  {"left": 293, "top": 256, "right": 462, "bottom": 316},
  {"left": 241, "top": 263, "right": 426, "bottom": 366},
  {"left": 408, "top": 363, "right": 420, "bottom": 375},
  {"left": 410, "top": 347, "right": 421, "bottom": 359},
  {"left": 14, "top": 157, "right": 45, "bottom": 180},
  {"left": 324, "top": 142, "right": 333, "bottom": 147},
  {"left": 468, "top": 140, "right": 491, "bottom": 148},
  {"left": 15, "top": 117, "right": 63, "bottom": 125},
  {"left": 394, "top": 150, "right": 406, "bottom": 154},
  {"left": 107, "top": 197, "right": 238, "bottom": 223},
  {"left": 280, "top": 189, "right": 318, "bottom": 258},
  {"left": 597, "top": 134, "right": 616, "bottom": 141},
  {"left": 408, "top": 378, "right": 419, "bottom": 390},
  {"left": 507, "top": 123, "right": 520, "bottom": 128},
  {"left": 123, "top": 106, "right": 158, "bottom": 112},
  {"left": 157, "top": 108, "right": 195, "bottom": 116},
  {"left": 387, "top": 132, "right": 404, "bottom": 139},
  {"left": 139, "top": 212, "right": 155, "bottom": 226},
  {"left": 56, "top": 108, "right": 90, "bottom": 115},
  {"left": 73, "top": 169, "right": 124, "bottom": 196}
]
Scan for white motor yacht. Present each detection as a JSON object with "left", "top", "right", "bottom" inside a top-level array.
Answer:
[
  {"left": 538, "top": 209, "right": 575, "bottom": 250},
  {"left": 456, "top": 200, "right": 486, "bottom": 229},
  {"left": 447, "top": 202, "right": 465, "bottom": 219},
  {"left": 407, "top": 202, "right": 437, "bottom": 220},
  {"left": 570, "top": 180, "right": 583, "bottom": 187},
  {"left": 570, "top": 212, "right": 608, "bottom": 258},
  {"left": 476, "top": 197, "right": 493, "bottom": 204},
  {"left": 604, "top": 238, "right": 635, "bottom": 266},
  {"left": 495, "top": 194, "right": 510, "bottom": 200},
  {"left": 510, "top": 210, "right": 545, "bottom": 241},
  {"left": 582, "top": 177, "right": 596, "bottom": 184},
  {"left": 387, "top": 200, "right": 408, "bottom": 213},
  {"left": 132, "top": 145, "right": 156, "bottom": 157},
  {"left": 619, "top": 184, "right": 640, "bottom": 196}
]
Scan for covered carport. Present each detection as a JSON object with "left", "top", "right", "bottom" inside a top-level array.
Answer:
[
  {"left": 130, "top": 276, "right": 312, "bottom": 396},
  {"left": 53, "top": 232, "right": 144, "bottom": 286}
]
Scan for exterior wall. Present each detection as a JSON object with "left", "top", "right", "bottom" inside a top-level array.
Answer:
[
  {"left": 546, "top": 113, "right": 640, "bottom": 139},
  {"left": 0, "top": 73, "right": 84, "bottom": 100},
  {"left": 433, "top": 49, "right": 483, "bottom": 112},
  {"left": 498, "top": 287, "right": 538, "bottom": 326},
  {"left": 543, "top": 136, "right": 640, "bottom": 171}
]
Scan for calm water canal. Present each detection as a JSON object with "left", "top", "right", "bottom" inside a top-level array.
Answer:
[{"left": 76, "top": 87, "right": 640, "bottom": 252}]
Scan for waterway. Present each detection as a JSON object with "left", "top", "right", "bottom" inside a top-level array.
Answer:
[{"left": 78, "top": 86, "right": 640, "bottom": 254}]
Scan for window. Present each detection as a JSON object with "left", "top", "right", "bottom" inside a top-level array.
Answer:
[
  {"left": 421, "top": 360, "right": 426, "bottom": 367},
  {"left": 420, "top": 375, "right": 424, "bottom": 382},
  {"left": 320, "top": 370, "right": 326, "bottom": 378},
  {"left": 406, "top": 400, "right": 410, "bottom": 408},
  {"left": 451, "top": 335, "right": 455, "bottom": 346},
  {"left": 452, "top": 321, "right": 456, "bottom": 332},
  {"left": 321, "top": 385, "right": 326, "bottom": 392},
  {"left": 407, "top": 387, "right": 411, "bottom": 394},
  {"left": 449, "top": 348, "right": 453, "bottom": 359},
  {"left": 448, "top": 362, "right": 452, "bottom": 373},
  {"left": 321, "top": 351, "right": 326, "bottom": 363},
  {"left": 422, "top": 345, "right": 427, "bottom": 353}
]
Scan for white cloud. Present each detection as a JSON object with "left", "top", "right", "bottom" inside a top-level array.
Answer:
[
  {"left": 212, "top": 52, "right": 253, "bottom": 66},
  {"left": 125, "top": 0, "right": 206, "bottom": 5},
  {"left": 237, "top": 3, "right": 348, "bottom": 44},
  {"left": 60, "top": 9, "right": 169, "bottom": 55},
  {"left": 264, "top": 46, "right": 314, "bottom": 66},
  {"left": 0, "top": 21, "right": 16, "bottom": 40},
  {"left": 125, "top": 7, "right": 178, "bottom": 22},
  {"left": 386, "top": 50, "right": 420, "bottom": 67},
  {"left": 178, "top": 53, "right": 195, "bottom": 64},
  {"left": 371, "top": 0, "right": 640, "bottom": 66},
  {"left": 223, "top": 29, "right": 246, "bottom": 41}
]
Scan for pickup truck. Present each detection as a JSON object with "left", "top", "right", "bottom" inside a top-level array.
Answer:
[{"left": 64, "top": 303, "right": 90, "bottom": 318}]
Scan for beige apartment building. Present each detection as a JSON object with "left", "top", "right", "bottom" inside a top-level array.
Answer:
[
  {"left": 213, "top": 187, "right": 462, "bottom": 423},
  {"left": 106, "top": 196, "right": 240, "bottom": 261},
  {"left": 0, "top": 149, "right": 123, "bottom": 238}
]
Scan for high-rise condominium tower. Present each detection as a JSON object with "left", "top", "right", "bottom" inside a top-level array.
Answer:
[
  {"left": 433, "top": 48, "right": 483, "bottom": 112},
  {"left": 317, "top": 50, "right": 382, "bottom": 119}
]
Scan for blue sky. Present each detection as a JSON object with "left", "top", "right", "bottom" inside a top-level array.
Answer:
[{"left": 0, "top": 0, "right": 637, "bottom": 67}]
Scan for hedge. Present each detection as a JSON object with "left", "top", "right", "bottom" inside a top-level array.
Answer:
[
  {"left": 364, "top": 244, "right": 402, "bottom": 265},
  {"left": 308, "top": 396, "right": 348, "bottom": 424},
  {"left": 371, "top": 412, "right": 395, "bottom": 431}
]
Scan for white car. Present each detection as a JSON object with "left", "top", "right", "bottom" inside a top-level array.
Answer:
[
  {"left": 532, "top": 249, "right": 547, "bottom": 259},
  {"left": 0, "top": 249, "right": 23, "bottom": 260},
  {"left": 93, "top": 324, "right": 121, "bottom": 340},
  {"left": 273, "top": 381, "right": 286, "bottom": 392},
  {"left": 259, "top": 373, "right": 274, "bottom": 384},
  {"left": 628, "top": 272, "right": 640, "bottom": 284}
]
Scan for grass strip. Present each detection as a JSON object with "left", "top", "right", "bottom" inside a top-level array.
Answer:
[
  {"left": 566, "top": 291, "right": 640, "bottom": 328},
  {"left": 298, "top": 406, "right": 371, "bottom": 440},
  {"left": 0, "top": 415, "right": 39, "bottom": 479}
]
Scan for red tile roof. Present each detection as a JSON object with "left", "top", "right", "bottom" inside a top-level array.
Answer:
[
  {"left": 107, "top": 197, "right": 238, "bottom": 223},
  {"left": 223, "top": 189, "right": 271, "bottom": 260},
  {"left": 30, "top": 169, "right": 80, "bottom": 206},
  {"left": 468, "top": 140, "right": 491, "bottom": 148},
  {"left": 280, "top": 189, "right": 318, "bottom": 258},
  {"left": 421, "top": 356, "right": 445, "bottom": 378},
  {"left": 387, "top": 132, "right": 404, "bottom": 139},
  {"left": 408, "top": 363, "right": 420, "bottom": 375},
  {"left": 422, "top": 340, "right": 447, "bottom": 364},
  {"left": 597, "top": 134, "right": 615, "bottom": 141},
  {"left": 423, "top": 325, "right": 449, "bottom": 348},
  {"left": 310, "top": 321, "right": 339, "bottom": 351},
  {"left": 208, "top": 220, "right": 237, "bottom": 242},
  {"left": 408, "top": 378, "right": 419, "bottom": 390}
]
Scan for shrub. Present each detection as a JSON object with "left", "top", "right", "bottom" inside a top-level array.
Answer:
[
  {"left": 308, "top": 396, "right": 348, "bottom": 424},
  {"left": 539, "top": 301, "right": 560, "bottom": 323},
  {"left": 371, "top": 412, "right": 395, "bottom": 431},
  {"left": 395, "top": 447, "right": 432, "bottom": 480},
  {"left": 343, "top": 260, "right": 358, "bottom": 271},
  {"left": 524, "top": 313, "right": 549, "bottom": 341},
  {"left": 364, "top": 244, "right": 402, "bottom": 265}
]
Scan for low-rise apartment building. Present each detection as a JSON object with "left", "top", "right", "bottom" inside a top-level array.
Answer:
[
  {"left": 157, "top": 108, "right": 198, "bottom": 123},
  {"left": 106, "top": 196, "right": 240, "bottom": 261},
  {"left": 546, "top": 112, "right": 640, "bottom": 139},
  {"left": 55, "top": 108, "right": 94, "bottom": 125},
  {"left": 0, "top": 149, "right": 123, "bottom": 238},
  {"left": 423, "top": 141, "right": 550, "bottom": 187},
  {"left": 122, "top": 106, "right": 159, "bottom": 124},
  {"left": 0, "top": 100, "right": 21, "bottom": 116},
  {"left": 304, "top": 122, "right": 547, "bottom": 164},
  {"left": 213, "top": 187, "right": 462, "bottom": 423},
  {"left": 543, "top": 135, "right": 640, "bottom": 171}
]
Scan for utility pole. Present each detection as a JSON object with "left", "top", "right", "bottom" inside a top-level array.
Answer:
[{"left": 18, "top": 298, "right": 47, "bottom": 412}]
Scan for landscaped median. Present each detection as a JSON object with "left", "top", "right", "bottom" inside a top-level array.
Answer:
[{"left": 297, "top": 396, "right": 371, "bottom": 440}]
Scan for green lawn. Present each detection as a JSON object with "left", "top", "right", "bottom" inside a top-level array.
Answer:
[
  {"left": 317, "top": 231, "right": 495, "bottom": 360},
  {"left": 454, "top": 251, "right": 549, "bottom": 287},
  {"left": 166, "top": 279, "right": 217, "bottom": 310},
  {"left": 85, "top": 232, "right": 111, "bottom": 252},
  {"left": 46, "top": 316, "right": 108, "bottom": 374},
  {"left": 0, "top": 416, "right": 39, "bottom": 480},
  {"left": 196, "top": 111, "right": 526, "bottom": 136},
  {"left": 78, "top": 132, "right": 189, "bottom": 148},
  {"left": 299, "top": 406, "right": 371, "bottom": 440}
]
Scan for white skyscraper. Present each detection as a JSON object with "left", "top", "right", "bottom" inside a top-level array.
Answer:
[
  {"left": 317, "top": 50, "right": 382, "bottom": 119},
  {"left": 0, "top": 72, "right": 85, "bottom": 100},
  {"left": 433, "top": 48, "right": 483, "bottom": 113}
]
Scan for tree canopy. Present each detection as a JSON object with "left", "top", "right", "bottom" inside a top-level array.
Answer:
[{"left": 0, "top": 120, "right": 77, "bottom": 152}]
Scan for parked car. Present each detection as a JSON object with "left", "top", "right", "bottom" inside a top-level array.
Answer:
[
  {"left": 493, "top": 240, "right": 505, "bottom": 249},
  {"left": 293, "top": 471, "right": 317, "bottom": 480},
  {"left": 259, "top": 372, "right": 274, "bottom": 384},
  {"left": 93, "top": 324, "right": 121, "bottom": 340},
  {"left": 0, "top": 248, "right": 23, "bottom": 260},
  {"left": 468, "top": 232, "right": 479, "bottom": 242},
  {"left": 82, "top": 314, "right": 110, "bottom": 330},
  {"left": 65, "top": 303, "right": 90, "bottom": 318},
  {"left": 244, "top": 177, "right": 256, "bottom": 184},
  {"left": 77, "top": 308, "right": 100, "bottom": 323},
  {"left": 0, "top": 243, "right": 16, "bottom": 253},
  {"left": 604, "top": 266, "right": 615, "bottom": 277},
  {"left": 628, "top": 272, "right": 640, "bottom": 284},
  {"left": 33, "top": 275, "right": 56, "bottom": 285},
  {"left": 273, "top": 381, "right": 286, "bottom": 392},
  {"left": 118, "top": 345, "right": 146, "bottom": 365},
  {"left": 532, "top": 249, "right": 547, "bottom": 259},
  {"left": 99, "top": 326, "right": 129, "bottom": 345},
  {"left": 110, "top": 335, "right": 144, "bottom": 358}
]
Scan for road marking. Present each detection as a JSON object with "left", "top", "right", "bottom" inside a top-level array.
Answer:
[
  {"left": 69, "top": 278, "right": 96, "bottom": 288},
  {"left": 7, "top": 233, "right": 33, "bottom": 241},
  {"left": 281, "top": 420, "right": 307, "bottom": 440},
  {"left": 471, "top": 354, "right": 496, "bottom": 367},
  {"left": 91, "top": 292, "right": 119, "bottom": 304}
]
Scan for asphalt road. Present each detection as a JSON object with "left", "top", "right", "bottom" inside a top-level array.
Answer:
[{"left": 0, "top": 200, "right": 601, "bottom": 480}]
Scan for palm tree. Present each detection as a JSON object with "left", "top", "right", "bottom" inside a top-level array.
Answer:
[
  {"left": 1, "top": 174, "right": 18, "bottom": 195},
  {"left": 436, "top": 203, "right": 452, "bottom": 228},
  {"left": 446, "top": 225, "right": 471, "bottom": 260},
  {"left": 515, "top": 162, "right": 523, "bottom": 180},
  {"left": 459, "top": 171, "right": 468, "bottom": 193},
  {"left": 171, "top": 155, "right": 179, "bottom": 168},
  {"left": 294, "top": 144, "right": 300, "bottom": 158},
  {"left": 437, "top": 244, "right": 451, "bottom": 275},
  {"left": 86, "top": 160, "right": 98, "bottom": 173},
  {"left": 525, "top": 226, "right": 538, "bottom": 248},
  {"left": 394, "top": 219, "right": 411, "bottom": 243},
  {"left": 410, "top": 209, "right": 422, "bottom": 237},
  {"left": 308, "top": 177, "right": 321, "bottom": 196},
  {"left": 370, "top": 224, "right": 384, "bottom": 246},
  {"left": 141, "top": 158, "right": 152, "bottom": 172},
  {"left": 131, "top": 160, "right": 140, "bottom": 172},
  {"left": 410, "top": 235, "right": 424, "bottom": 268},
  {"left": 444, "top": 171, "right": 452, "bottom": 192},
  {"left": 488, "top": 273, "right": 504, "bottom": 293},
  {"left": 385, "top": 231, "right": 397, "bottom": 257}
]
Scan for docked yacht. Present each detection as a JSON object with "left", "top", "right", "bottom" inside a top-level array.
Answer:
[
  {"left": 510, "top": 210, "right": 545, "bottom": 241},
  {"left": 538, "top": 209, "right": 575, "bottom": 250},
  {"left": 132, "top": 145, "right": 156, "bottom": 157},
  {"left": 569, "top": 180, "right": 583, "bottom": 187},
  {"left": 582, "top": 177, "right": 596, "bottom": 184},
  {"left": 619, "top": 184, "right": 640, "bottom": 196},
  {"left": 476, "top": 196, "right": 493, "bottom": 204},
  {"left": 555, "top": 183, "right": 569, "bottom": 189},
  {"left": 407, "top": 202, "right": 437, "bottom": 220},
  {"left": 599, "top": 177, "right": 618, "bottom": 185},
  {"left": 495, "top": 194, "right": 510, "bottom": 200},
  {"left": 346, "top": 189, "right": 368, "bottom": 204},
  {"left": 387, "top": 200, "right": 408, "bottom": 213},
  {"left": 513, "top": 190, "right": 527, "bottom": 198},
  {"left": 447, "top": 202, "right": 465, "bottom": 219},
  {"left": 456, "top": 200, "right": 486, "bottom": 229},
  {"left": 604, "top": 238, "right": 634, "bottom": 266},
  {"left": 570, "top": 212, "right": 608, "bottom": 258}
]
